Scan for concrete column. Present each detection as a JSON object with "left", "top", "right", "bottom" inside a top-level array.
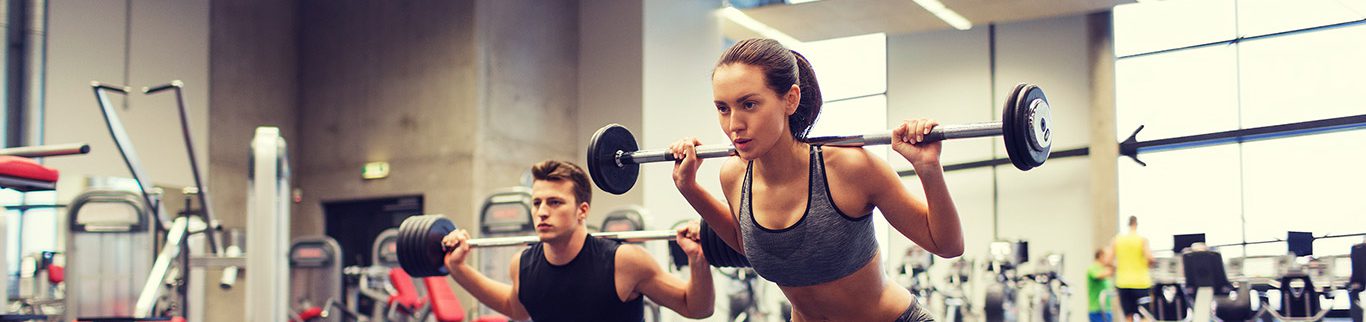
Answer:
[
  {"left": 206, "top": 1, "right": 298, "bottom": 321},
  {"left": 471, "top": 0, "right": 580, "bottom": 227},
  {"left": 1088, "top": 12, "right": 1118, "bottom": 249}
]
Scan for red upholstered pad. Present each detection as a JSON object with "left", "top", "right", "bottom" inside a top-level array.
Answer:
[
  {"left": 47, "top": 265, "right": 63, "bottom": 284},
  {"left": 388, "top": 268, "right": 425, "bottom": 311},
  {"left": 474, "top": 316, "right": 509, "bottom": 322},
  {"left": 0, "top": 156, "right": 58, "bottom": 182},
  {"left": 423, "top": 276, "right": 466, "bottom": 322},
  {"left": 296, "top": 307, "right": 323, "bottom": 321}
]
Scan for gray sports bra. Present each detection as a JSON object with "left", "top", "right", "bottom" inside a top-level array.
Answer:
[{"left": 737, "top": 145, "right": 879, "bottom": 287}]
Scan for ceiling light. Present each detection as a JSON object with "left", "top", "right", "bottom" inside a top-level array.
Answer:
[
  {"left": 911, "top": 0, "right": 973, "bottom": 30},
  {"left": 718, "top": 6, "right": 804, "bottom": 46}
]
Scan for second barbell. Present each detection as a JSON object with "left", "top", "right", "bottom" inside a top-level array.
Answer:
[{"left": 395, "top": 215, "right": 752, "bottom": 277}]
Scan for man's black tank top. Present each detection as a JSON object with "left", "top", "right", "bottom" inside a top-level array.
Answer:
[{"left": 518, "top": 234, "right": 643, "bottom": 322}]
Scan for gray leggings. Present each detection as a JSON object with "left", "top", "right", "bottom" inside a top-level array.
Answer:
[{"left": 896, "top": 299, "right": 936, "bottom": 322}]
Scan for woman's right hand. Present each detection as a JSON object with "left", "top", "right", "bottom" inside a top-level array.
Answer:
[{"left": 668, "top": 137, "right": 703, "bottom": 190}]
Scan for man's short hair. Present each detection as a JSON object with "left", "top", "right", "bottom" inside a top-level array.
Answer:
[{"left": 531, "top": 160, "right": 592, "bottom": 206}]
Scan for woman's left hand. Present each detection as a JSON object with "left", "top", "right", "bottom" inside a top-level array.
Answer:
[{"left": 891, "top": 118, "right": 943, "bottom": 168}]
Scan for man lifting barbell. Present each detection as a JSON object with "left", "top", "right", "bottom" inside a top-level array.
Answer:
[{"left": 437, "top": 160, "right": 714, "bottom": 321}]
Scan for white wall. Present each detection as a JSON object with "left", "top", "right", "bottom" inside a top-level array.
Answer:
[
  {"left": 887, "top": 27, "right": 995, "bottom": 266},
  {"left": 888, "top": 15, "right": 1096, "bottom": 322},
  {"left": 641, "top": 0, "right": 726, "bottom": 231},
  {"left": 28, "top": 0, "right": 209, "bottom": 319},
  {"left": 43, "top": 0, "right": 210, "bottom": 201},
  {"left": 639, "top": 1, "right": 730, "bottom": 321}
]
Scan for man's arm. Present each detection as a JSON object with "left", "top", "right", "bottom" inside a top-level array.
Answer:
[
  {"left": 443, "top": 229, "right": 530, "bottom": 320},
  {"left": 621, "top": 245, "right": 714, "bottom": 319},
  {"left": 1091, "top": 263, "right": 1114, "bottom": 279},
  {"left": 446, "top": 252, "right": 530, "bottom": 320}
]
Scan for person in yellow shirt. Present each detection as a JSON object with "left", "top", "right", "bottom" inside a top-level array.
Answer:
[{"left": 1105, "top": 216, "right": 1153, "bottom": 322}]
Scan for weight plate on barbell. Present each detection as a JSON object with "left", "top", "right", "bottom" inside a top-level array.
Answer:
[
  {"left": 1017, "top": 85, "right": 1050, "bottom": 169},
  {"left": 1011, "top": 85, "right": 1035, "bottom": 171},
  {"left": 397, "top": 215, "right": 454, "bottom": 277},
  {"left": 1026, "top": 97, "right": 1052, "bottom": 152},
  {"left": 1002, "top": 83, "right": 1029, "bottom": 171},
  {"left": 400, "top": 215, "right": 424, "bottom": 275},
  {"left": 396, "top": 215, "right": 426, "bottom": 276},
  {"left": 699, "top": 221, "right": 750, "bottom": 268},
  {"left": 1010, "top": 84, "right": 1027, "bottom": 171},
  {"left": 587, "top": 124, "right": 641, "bottom": 195},
  {"left": 423, "top": 216, "right": 456, "bottom": 276},
  {"left": 699, "top": 221, "right": 724, "bottom": 266},
  {"left": 406, "top": 215, "right": 438, "bottom": 277}
]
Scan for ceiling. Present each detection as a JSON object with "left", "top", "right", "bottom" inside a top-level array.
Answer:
[{"left": 724, "top": 0, "right": 1135, "bottom": 42}]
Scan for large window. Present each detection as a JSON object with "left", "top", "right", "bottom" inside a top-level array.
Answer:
[
  {"left": 1114, "top": 0, "right": 1366, "bottom": 257},
  {"left": 797, "top": 33, "right": 893, "bottom": 261}
]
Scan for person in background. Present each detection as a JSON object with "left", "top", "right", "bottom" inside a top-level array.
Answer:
[
  {"left": 1105, "top": 216, "right": 1154, "bottom": 322},
  {"left": 1088, "top": 248, "right": 1115, "bottom": 322}
]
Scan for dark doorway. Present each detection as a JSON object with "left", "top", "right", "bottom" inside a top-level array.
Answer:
[{"left": 324, "top": 195, "right": 423, "bottom": 268}]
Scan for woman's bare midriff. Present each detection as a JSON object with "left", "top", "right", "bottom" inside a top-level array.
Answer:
[{"left": 782, "top": 252, "right": 913, "bottom": 322}]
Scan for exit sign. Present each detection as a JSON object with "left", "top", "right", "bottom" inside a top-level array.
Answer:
[{"left": 362, "top": 161, "right": 390, "bottom": 179}]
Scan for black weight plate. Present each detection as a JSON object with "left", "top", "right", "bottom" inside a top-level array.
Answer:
[
  {"left": 699, "top": 221, "right": 726, "bottom": 267},
  {"left": 1011, "top": 85, "right": 1036, "bottom": 171},
  {"left": 667, "top": 240, "right": 688, "bottom": 270},
  {"left": 708, "top": 223, "right": 741, "bottom": 268},
  {"left": 1001, "top": 83, "right": 1029, "bottom": 171},
  {"left": 587, "top": 124, "right": 641, "bottom": 195},
  {"left": 396, "top": 215, "right": 426, "bottom": 276},
  {"left": 421, "top": 216, "right": 456, "bottom": 277},
  {"left": 1018, "top": 85, "right": 1051, "bottom": 169},
  {"left": 714, "top": 232, "right": 740, "bottom": 268},
  {"left": 398, "top": 215, "right": 423, "bottom": 275},
  {"left": 409, "top": 215, "right": 442, "bottom": 277},
  {"left": 700, "top": 221, "right": 750, "bottom": 268},
  {"left": 405, "top": 215, "right": 445, "bottom": 277},
  {"left": 403, "top": 215, "right": 435, "bottom": 276}
]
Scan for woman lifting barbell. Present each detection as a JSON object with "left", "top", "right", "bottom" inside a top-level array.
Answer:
[{"left": 668, "top": 38, "right": 966, "bottom": 322}]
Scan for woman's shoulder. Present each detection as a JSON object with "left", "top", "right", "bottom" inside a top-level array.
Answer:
[
  {"left": 719, "top": 156, "right": 747, "bottom": 190},
  {"left": 817, "top": 145, "right": 883, "bottom": 173}
]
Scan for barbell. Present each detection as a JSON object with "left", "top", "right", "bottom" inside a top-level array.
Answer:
[
  {"left": 587, "top": 83, "right": 1053, "bottom": 195},
  {"left": 396, "top": 215, "right": 751, "bottom": 277}
]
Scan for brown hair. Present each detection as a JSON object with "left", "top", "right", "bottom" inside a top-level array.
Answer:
[
  {"left": 1128, "top": 216, "right": 1138, "bottom": 227},
  {"left": 715, "top": 38, "right": 822, "bottom": 140},
  {"left": 531, "top": 160, "right": 591, "bottom": 206}
]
